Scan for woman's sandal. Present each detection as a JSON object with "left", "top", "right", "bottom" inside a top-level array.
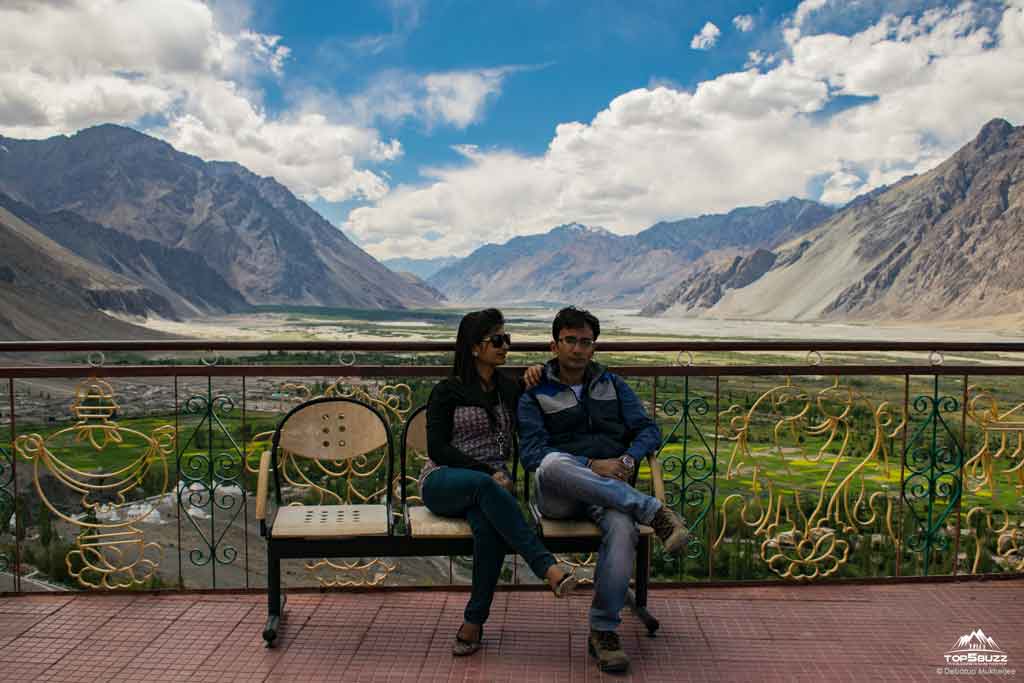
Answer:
[
  {"left": 452, "top": 624, "right": 482, "bottom": 656},
  {"left": 552, "top": 571, "right": 578, "bottom": 598}
]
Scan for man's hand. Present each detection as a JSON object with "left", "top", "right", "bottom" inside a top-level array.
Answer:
[
  {"left": 522, "top": 364, "right": 544, "bottom": 389},
  {"left": 589, "top": 458, "right": 630, "bottom": 481},
  {"left": 492, "top": 470, "right": 514, "bottom": 493}
]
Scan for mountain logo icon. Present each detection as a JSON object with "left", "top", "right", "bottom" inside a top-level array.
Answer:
[
  {"left": 943, "top": 628, "right": 1010, "bottom": 666},
  {"left": 948, "top": 629, "right": 1004, "bottom": 654}
]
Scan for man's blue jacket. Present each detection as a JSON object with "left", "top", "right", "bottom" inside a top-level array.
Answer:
[{"left": 517, "top": 359, "right": 662, "bottom": 472}]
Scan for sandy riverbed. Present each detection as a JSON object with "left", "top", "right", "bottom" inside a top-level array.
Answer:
[{"left": 117, "top": 308, "right": 1024, "bottom": 344}]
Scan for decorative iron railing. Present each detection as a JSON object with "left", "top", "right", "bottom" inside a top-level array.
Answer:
[{"left": 0, "top": 340, "right": 1021, "bottom": 592}]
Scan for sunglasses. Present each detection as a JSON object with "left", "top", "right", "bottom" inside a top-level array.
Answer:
[{"left": 484, "top": 333, "right": 512, "bottom": 348}]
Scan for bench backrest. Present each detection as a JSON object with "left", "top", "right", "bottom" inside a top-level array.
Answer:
[
  {"left": 270, "top": 397, "right": 395, "bottom": 508},
  {"left": 403, "top": 406, "right": 428, "bottom": 454},
  {"left": 400, "top": 405, "right": 428, "bottom": 507},
  {"left": 277, "top": 397, "right": 389, "bottom": 461}
]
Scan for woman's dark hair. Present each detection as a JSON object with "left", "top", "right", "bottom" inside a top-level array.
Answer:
[
  {"left": 552, "top": 306, "right": 600, "bottom": 341},
  {"left": 452, "top": 308, "right": 505, "bottom": 386}
]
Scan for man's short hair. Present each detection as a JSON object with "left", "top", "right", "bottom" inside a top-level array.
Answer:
[{"left": 552, "top": 306, "right": 600, "bottom": 341}]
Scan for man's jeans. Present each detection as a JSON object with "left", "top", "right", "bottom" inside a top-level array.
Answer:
[{"left": 534, "top": 452, "right": 662, "bottom": 631}]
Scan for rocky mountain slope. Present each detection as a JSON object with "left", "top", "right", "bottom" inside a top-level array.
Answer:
[
  {"left": 0, "top": 125, "right": 440, "bottom": 310},
  {"left": 428, "top": 199, "right": 832, "bottom": 305},
  {"left": 650, "top": 118, "right": 1024, "bottom": 322},
  {"left": 0, "top": 206, "right": 170, "bottom": 340},
  {"left": 0, "top": 192, "right": 248, "bottom": 317}
]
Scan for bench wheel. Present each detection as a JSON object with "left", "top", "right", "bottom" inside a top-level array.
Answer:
[
  {"left": 263, "top": 615, "right": 280, "bottom": 648},
  {"left": 635, "top": 606, "right": 660, "bottom": 636},
  {"left": 626, "top": 589, "right": 660, "bottom": 637}
]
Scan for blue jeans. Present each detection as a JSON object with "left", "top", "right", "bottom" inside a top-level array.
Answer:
[
  {"left": 422, "top": 467, "right": 557, "bottom": 626},
  {"left": 535, "top": 452, "right": 662, "bottom": 631}
]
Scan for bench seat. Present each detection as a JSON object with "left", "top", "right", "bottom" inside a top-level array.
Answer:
[
  {"left": 536, "top": 516, "right": 653, "bottom": 538},
  {"left": 271, "top": 504, "right": 389, "bottom": 539},
  {"left": 407, "top": 506, "right": 473, "bottom": 538}
]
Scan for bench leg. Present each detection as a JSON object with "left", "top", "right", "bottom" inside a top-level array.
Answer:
[
  {"left": 263, "top": 547, "right": 282, "bottom": 647},
  {"left": 629, "top": 535, "right": 659, "bottom": 636}
]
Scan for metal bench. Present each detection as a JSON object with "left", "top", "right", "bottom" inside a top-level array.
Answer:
[{"left": 257, "top": 397, "right": 661, "bottom": 647}]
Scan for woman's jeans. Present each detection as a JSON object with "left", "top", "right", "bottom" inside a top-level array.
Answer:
[{"left": 422, "top": 467, "right": 557, "bottom": 626}]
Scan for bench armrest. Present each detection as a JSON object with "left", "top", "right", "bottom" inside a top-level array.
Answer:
[
  {"left": 646, "top": 452, "right": 667, "bottom": 503},
  {"left": 256, "top": 451, "right": 272, "bottom": 522}
]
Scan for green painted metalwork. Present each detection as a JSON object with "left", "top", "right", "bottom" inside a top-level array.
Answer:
[
  {"left": 659, "top": 376, "right": 716, "bottom": 562},
  {"left": 0, "top": 441, "right": 12, "bottom": 575},
  {"left": 902, "top": 376, "right": 964, "bottom": 575},
  {"left": 177, "top": 377, "right": 247, "bottom": 588}
]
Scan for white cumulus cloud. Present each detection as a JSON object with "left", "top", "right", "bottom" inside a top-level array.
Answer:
[
  {"left": 0, "top": 0, "right": 397, "bottom": 203},
  {"left": 350, "top": 1, "right": 1024, "bottom": 259},
  {"left": 793, "top": 0, "right": 829, "bottom": 28},
  {"left": 690, "top": 21, "right": 722, "bottom": 50},
  {"left": 733, "top": 14, "right": 756, "bottom": 32}
]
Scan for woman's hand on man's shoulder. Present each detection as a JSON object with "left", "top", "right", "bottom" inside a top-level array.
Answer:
[{"left": 522, "top": 364, "right": 544, "bottom": 389}]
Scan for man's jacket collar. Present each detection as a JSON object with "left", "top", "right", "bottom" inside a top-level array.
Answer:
[{"left": 542, "top": 358, "right": 608, "bottom": 390}]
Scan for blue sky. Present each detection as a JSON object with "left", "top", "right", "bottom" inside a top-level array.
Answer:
[
  {"left": 253, "top": 0, "right": 803, "bottom": 226},
  {"left": 1, "top": 0, "right": 1022, "bottom": 259}
]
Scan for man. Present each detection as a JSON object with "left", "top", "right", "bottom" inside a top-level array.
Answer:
[{"left": 518, "top": 306, "right": 689, "bottom": 673}]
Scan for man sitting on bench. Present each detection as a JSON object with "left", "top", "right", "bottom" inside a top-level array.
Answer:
[{"left": 518, "top": 306, "right": 690, "bottom": 674}]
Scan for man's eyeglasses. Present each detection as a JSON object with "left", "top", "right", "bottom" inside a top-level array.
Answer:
[
  {"left": 485, "top": 333, "right": 512, "bottom": 347},
  {"left": 558, "top": 336, "right": 595, "bottom": 349}
]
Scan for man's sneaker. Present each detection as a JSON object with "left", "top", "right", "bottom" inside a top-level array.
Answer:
[
  {"left": 589, "top": 629, "right": 629, "bottom": 673},
  {"left": 650, "top": 505, "right": 690, "bottom": 554}
]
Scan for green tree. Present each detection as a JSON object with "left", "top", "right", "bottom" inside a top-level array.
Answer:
[
  {"left": 38, "top": 500, "right": 53, "bottom": 547},
  {"left": 14, "top": 496, "right": 26, "bottom": 541}
]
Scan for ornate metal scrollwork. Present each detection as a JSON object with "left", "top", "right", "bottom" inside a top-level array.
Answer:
[
  {"left": 0, "top": 440, "right": 14, "bottom": 575},
  {"left": 177, "top": 389, "right": 246, "bottom": 585},
  {"left": 901, "top": 383, "right": 963, "bottom": 575},
  {"left": 15, "top": 379, "right": 174, "bottom": 589},
  {"left": 963, "top": 386, "right": 1024, "bottom": 574},
  {"left": 715, "top": 377, "right": 904, "bottom": 581},
  {"left": 659, "top": 376, "right": 715, "bottom": 561},
  {"left": 554, "top": 553, "right": 596, "bottom": 584},
  {"left": 305, "top": 557, "right": 398, "bottom": 587}
]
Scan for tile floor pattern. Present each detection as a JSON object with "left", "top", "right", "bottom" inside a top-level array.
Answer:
[{"left": 0, "top": 580, "right": 1021, "bottom": 682}]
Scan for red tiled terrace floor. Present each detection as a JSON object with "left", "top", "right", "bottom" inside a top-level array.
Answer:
[{"left": 1, "top": 578, "right": 1021, "bottom": 682}]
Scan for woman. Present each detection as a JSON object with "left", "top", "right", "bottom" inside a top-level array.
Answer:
[{"left": 422, "top": 308, "right": 576, "bottom": 656}]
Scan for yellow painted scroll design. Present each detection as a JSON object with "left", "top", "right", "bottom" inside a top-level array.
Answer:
[
  {"left": 15, "top": 379, "right": 175, "bottom": 589},
  {"left": 714, "top": 378, "right": 904, "bottom": 581},
  {"left": 964, "top": 386, "right": 1024, "bottom": 573}
]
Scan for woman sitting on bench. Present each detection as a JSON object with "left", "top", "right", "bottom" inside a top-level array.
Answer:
[{"left": 422, "top": 308, "right": 577, "bottom": 656}]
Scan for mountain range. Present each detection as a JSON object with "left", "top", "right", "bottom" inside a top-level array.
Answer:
[
  {"left": 0, "top": 118, "right": 1020, "bottom": 339},
  {"left": 0, "top": 125, "right": 441, "bottom": 324},
  {"left": 427, "top": 198, "right": 833, "bottom": 306},
  {"left": 647, "top": 118, "right": 1024, "bottom": 323}
]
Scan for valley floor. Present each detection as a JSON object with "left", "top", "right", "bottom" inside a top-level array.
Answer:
[{"left": 113, "top": 308, "right": 1024, "bottom": 343}]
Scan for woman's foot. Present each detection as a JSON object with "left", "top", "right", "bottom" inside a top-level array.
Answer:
[
  {"left": 546, "top": 565, "right": 578, "bottom": 598},
  {"left": 453, "top": 622, "right": 482, "bottom": 656}
]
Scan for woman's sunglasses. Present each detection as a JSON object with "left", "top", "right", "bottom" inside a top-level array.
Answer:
[{"left": 484, "top": 333, "right": 512, "bottom": 347}]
